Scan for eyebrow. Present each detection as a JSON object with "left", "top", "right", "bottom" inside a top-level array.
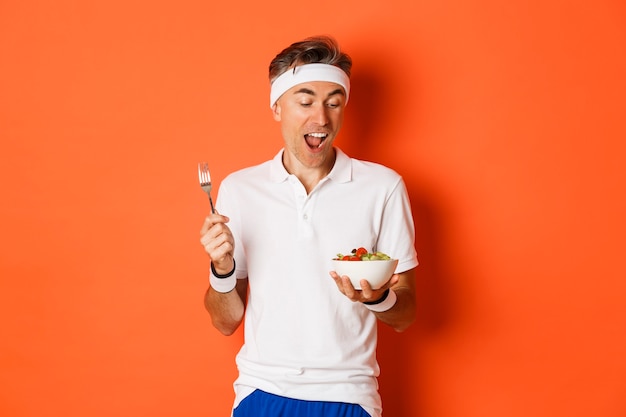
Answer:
[{"left": 293, "top": 87, "right": 345, "bottom": 99}]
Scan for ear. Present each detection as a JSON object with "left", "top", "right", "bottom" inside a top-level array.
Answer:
[{"left": 271, "top": 102, "right": 281, "bottom": 122}]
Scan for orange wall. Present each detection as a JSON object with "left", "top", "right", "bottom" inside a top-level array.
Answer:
[{"left": 1, "top": 1, "right": 625, "bottom": 416}]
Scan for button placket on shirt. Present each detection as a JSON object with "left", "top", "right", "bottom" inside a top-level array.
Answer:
[{"left": 289, "top": 175, "right": 320, "bottom": 238}]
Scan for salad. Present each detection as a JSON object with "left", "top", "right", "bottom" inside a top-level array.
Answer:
[{"left": 334, "top": 247, "right": 392, "bottom": 261}]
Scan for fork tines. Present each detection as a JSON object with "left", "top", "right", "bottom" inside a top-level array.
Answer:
[
  {"left": 198, "top": 162, "right": 215, "bottom": 213},
  {"left": 198, "top": 162, "right": 210, "bottom": 185}
]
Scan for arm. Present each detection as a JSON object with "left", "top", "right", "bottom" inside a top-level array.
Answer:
[
  {"left": 200, "top": 211, "right": 248, "bottom": 336},
  {"left": 370, "top": 268, "right": 416, "bottom": 332},
  {"left": 204, "top": 278, "right": 248, "bottom": 336},
  {"left": 330, "top": 267, "right": 417, "bottom": 332}
]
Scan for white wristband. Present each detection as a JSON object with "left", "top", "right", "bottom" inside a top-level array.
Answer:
[
  {"left": 364, "top": 289, "right": 397, "bottom": 313},
  {"left": 209, "top": 262, "right": 237, "bottom": 293},
  {"left": 210, "top": 274, "right": 236, "bottom": 293}
]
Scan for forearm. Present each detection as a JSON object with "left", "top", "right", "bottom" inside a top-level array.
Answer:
[
  {"left": 372, "top": 286, "right": 416, "bottom": 332},
  {"left": 200, "top": 212, "right": 246, "bottom": 334},
  {"left": 371, "top": 269, "right": 417, "bottom": 332},
  {"left": 204, "top": 278, "right": 247, "bottom": 336}
]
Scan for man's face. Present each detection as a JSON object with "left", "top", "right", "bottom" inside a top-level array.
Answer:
[{"left": 272, "top": 81, "right": 347, "bottom": 172}]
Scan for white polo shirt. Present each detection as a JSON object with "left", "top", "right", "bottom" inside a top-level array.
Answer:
[{"left": 215, "top": 148, "right": 418, "bottom": 417}]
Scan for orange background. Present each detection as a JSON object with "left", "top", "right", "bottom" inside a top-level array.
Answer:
[{"left": 1, "top": 1, "right": 625, "bottom": 416}]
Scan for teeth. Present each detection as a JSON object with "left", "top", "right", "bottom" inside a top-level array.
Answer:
[{"left": 308, "top": 133, "right": 327, "bottom": 138}]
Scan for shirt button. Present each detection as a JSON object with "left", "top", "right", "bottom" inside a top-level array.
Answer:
[{"left": 303, "top": 214, "right": 308, "bottom": 220}]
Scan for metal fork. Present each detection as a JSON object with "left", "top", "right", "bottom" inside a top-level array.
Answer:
[{"left": 198, "top": 162, "right": 215, "bottom": 213}]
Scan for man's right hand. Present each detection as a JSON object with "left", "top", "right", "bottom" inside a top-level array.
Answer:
[{"left": 200, "top": 210, "right": 235, "bottom": 274}]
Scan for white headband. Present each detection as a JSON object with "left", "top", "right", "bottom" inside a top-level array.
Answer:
[{"left": 269, "top": 63, "right": 350, "bottom": 108}]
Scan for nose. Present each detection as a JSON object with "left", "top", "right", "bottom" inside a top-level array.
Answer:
[{"left": 312, "top": 105, "right": 329, "bottom": 126}]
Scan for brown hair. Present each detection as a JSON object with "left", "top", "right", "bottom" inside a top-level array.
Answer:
[{"left": 268, "top": 35, "right": 352, "bottom": 82}]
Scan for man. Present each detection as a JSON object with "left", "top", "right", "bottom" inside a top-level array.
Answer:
[{"left": 200, "top": 35, "right": 418, "bottom": 417}]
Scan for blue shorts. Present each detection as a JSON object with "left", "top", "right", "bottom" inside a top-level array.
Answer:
[{"left": 233, "top": 389, "right": 371, "bottom": 417}]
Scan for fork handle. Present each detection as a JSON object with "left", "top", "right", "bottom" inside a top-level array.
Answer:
[{"left": 209, "top": 195, "right": 215, "bottom": 214}]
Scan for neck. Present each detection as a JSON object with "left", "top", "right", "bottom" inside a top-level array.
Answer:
[{"left": 282, "top": 149, "right": 335, "bottom": 194}]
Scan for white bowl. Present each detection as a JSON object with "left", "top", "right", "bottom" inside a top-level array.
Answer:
[{"left": 331, "top": 259, "right": 399, "bottom": 290}]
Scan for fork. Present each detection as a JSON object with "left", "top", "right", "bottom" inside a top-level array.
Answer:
[{"left": 198, "top": 162, "right": 215, "bottom": 213}]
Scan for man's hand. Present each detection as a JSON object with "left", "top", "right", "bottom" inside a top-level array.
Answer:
[
  {"left": 329, "top": 271, "right": 400, "bottom": 303},
  {"left": 200, "top": 210, "right": 235, "bottom": 274}
]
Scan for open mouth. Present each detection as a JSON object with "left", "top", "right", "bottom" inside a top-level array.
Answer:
[{"left": 304, "top": 132, "right": 328, "bottom": 149}]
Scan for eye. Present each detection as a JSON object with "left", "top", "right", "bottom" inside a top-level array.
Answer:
[
  {"left": 325, "top": 96, "right": 345, "bottom": 108},
  {"left": 299, "top": 101, "right": 313, "bottom": 107}
]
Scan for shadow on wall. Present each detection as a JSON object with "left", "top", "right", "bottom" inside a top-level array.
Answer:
[
  {"left": 340, "top": 68, "right": 381, "bottom": 158},
  {"left": 344, "top": 53, "right": 457, "bottom": 416},
  {"left": 377, "top": 188, "right": 454, "bottom": 417}
]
